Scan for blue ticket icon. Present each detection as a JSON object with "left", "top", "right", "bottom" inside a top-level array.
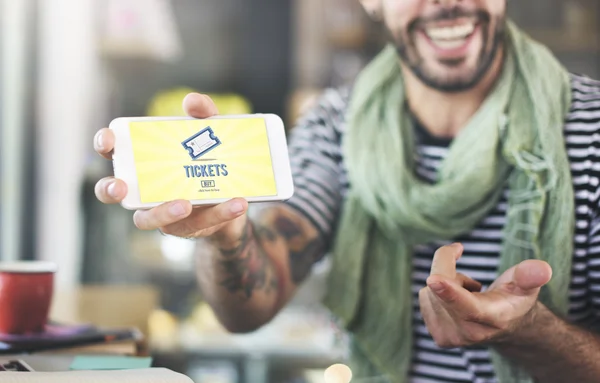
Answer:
[{"left": 182, "top": 127, "right": 221, "bottom": 160}]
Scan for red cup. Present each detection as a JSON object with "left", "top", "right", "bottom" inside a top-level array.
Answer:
[{"left": 0, "top": 261, "right": 57, "bottom": 334}]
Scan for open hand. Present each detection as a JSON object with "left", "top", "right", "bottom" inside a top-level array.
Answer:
[
  {"left": 92, "top": 93, "right": 248, "bottom": 245},
  {"left": 419, "top": 243, "right": 553, "bottom": 348}
]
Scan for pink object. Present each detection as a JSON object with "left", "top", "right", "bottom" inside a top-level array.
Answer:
[{"left": 0, "top": 262, "right": 57, "bottom": 334}]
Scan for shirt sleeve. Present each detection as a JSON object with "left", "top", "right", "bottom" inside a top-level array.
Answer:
[
  {"left": 283, "top": 88, "right": 349, "bottom": 251},
  {"left": 570, "top": 75, "right": 600, "bottom": 325},
  {"left": 586, "top": 169, "right": 600, "bottom": 323}
]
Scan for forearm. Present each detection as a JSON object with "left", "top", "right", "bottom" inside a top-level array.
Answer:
[
  {"left": 494, "top": 302, "right": 600, "bottom": 383},
  {"left": 196, "top": 218, "right": 283, "bottom": 332},
  {"left": 195, "top": 204, "right": 323, "bottom": 333}
]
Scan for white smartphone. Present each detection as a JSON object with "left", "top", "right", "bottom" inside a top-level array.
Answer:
[{"left": 109, "top": 114, "right": 294, "bottom": 210}]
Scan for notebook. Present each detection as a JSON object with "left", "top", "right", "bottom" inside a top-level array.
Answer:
[{"left": 0, "top": 368, "right": 194, "bottom": 383}]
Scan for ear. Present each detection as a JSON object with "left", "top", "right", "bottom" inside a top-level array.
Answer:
[{"left": 359, "top": 0, "right": 383, "bottom": 21}]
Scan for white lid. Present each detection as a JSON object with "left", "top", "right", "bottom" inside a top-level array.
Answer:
[{"left": 0, "top": 261, "right": 58, "bottom": 274}]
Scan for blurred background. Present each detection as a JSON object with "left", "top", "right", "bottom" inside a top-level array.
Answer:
[{"left": 1, "top": 0, "right": 599, "bottom": 382}]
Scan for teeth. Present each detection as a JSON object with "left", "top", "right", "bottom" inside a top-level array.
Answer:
[
  {"left": 432, "top": 39, "right": 466, "bottom": 49},
  {"left": 426, "top": 23, "right": 475, "bottom": 41}
]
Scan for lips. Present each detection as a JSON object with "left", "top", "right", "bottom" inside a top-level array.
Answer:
[
  {"left": 425, "top": 22, "right": 476, "bottom": 49},
  {"left": 424, "top": 21, "right": 477, "bottom": 50},
  {"left": 411, "top": 17, "right": 483, "bottom": 61}
]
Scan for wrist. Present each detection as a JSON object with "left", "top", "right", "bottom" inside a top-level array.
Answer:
[
  {"left": 210, "top": 216, "right": 251, "bottom": 254},
  {"left": 493, "top": 301, "right": 554, "bottom": 347}
]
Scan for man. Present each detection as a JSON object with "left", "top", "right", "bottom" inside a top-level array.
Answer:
[{"left": 93, "top": 0, "right": 600, "bottom": 382}]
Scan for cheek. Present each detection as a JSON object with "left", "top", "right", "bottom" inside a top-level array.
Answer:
[
  {"left": 489, "top": 1, "right": 505, "bottom": 13},
  {"left": 484, "top": 0, "right": 506, "bottom": 21},
  {"left": 382, "top": 0, "right": 420, "bottom": 35},
  {"left": 414, "top": 30, "right": 434, "bottom": 59}
]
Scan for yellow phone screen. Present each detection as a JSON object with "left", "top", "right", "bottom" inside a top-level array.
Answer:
[{"left": 129, "top": 118, "right": 277, "bottom": 203}]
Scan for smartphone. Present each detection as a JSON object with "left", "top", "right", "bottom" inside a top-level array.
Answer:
[{"left": 109, "top": 114, "right": 294, "bottom": 210}]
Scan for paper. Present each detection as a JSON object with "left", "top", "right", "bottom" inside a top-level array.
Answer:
[
  {"left": 70, "top": 356, "right": 152, "bottom": 370},
  {"left": 0, "top": 368, "right": 193, "bottom": 383}
]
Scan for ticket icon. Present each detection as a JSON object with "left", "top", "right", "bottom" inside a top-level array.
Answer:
[{"left": 182, "top": 127, "right": 221, "bottom": 159}]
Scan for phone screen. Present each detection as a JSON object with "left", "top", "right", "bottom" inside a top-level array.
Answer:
[{"left": 129, "top": 118, "right": 277, "bottom": 203}]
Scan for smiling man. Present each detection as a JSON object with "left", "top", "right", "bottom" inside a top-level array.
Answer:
[
  {"left": 94, "top": 1, "right": 600, "bottom": 382},
  {"left": 392, "top": 0, "right": 504, "bottom": 92}
]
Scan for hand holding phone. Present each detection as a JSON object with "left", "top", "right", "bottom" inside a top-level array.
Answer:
[{"left": 93, "top": 93, "right": 292, "bottom": 244}]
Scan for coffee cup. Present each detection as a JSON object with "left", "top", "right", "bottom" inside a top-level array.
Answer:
[{"left": 0, "top": 261, "right": 57, "bottom": 334}]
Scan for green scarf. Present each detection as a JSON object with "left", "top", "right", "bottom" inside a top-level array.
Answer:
[{"left": 323, "top": 21, "right": 574, "bottom": 383}]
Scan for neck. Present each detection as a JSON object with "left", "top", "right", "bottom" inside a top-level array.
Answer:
[{"left": 403, "top": 49, "right": 505, "bottom": 139}]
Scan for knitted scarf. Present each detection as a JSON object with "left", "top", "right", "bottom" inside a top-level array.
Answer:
[{"left": 323, "top": 21, "right": 574, "bottom": 383}]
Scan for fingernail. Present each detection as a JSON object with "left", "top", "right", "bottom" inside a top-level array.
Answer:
[
  {"left": 169, "top": 203, "right": 186, "bottom": 217},
  {"left": 230, "top": 201, "right": 244, "bottom": 214},
  {"left": 430, "top": 282, "right": 446, "bottom": 294},
  {"left": 95, "top": 131, "right": 104, "bottom": 150},
  {"left": 107, "top": 182, "right": 118, "bottom": 198}
]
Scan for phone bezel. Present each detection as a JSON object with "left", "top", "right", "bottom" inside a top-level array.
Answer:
[{"left": 110, "top": 114, "right": 294, "bottom": 210}]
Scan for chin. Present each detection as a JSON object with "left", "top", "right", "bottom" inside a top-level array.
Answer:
[
  {"left": 415, "top": 66, "right": 491, "bottom": 93},
  {"left": 404, "top": 41, "right": 500, "bottom": 93},
  {"left": 394, "top": 10, "right": 505, "bottom": 92}
]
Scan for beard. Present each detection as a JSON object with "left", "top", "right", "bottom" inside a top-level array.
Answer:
[{"left": 390, "top": 7, "right": 506, "bottom": 93}]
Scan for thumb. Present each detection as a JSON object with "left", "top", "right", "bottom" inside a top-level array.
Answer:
[
  {"left": 510, "top": 260, "right": 553, "bottom": 295},
  {"left": 183, "top": 93, "right": 219, "bottom": 119}
]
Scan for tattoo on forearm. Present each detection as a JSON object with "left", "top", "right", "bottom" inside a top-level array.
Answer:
[
  {"left": 218, "top": 220, "right": 250, "bottom": 258},
  {"left": 254, "top": 224, "right": 279, "bottom": 292},
  {"left": 290, "top": 239, "right": 322, "bottom": 283},
  {"left": 215, "top": 206, "right": 325, "bottom": 299},
  {"left": 274, "top": 216, "right": 323, "bottom": 284},
  {"left": 255, "top": 224, "right": 277, "bottom": 242},
  {"left": 217, "top": 221, "right": 278, "bottom": 299}
]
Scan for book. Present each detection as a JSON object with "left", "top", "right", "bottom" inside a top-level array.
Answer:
[
  {"left": 36, "top": 339, "right": 139, "bottom": 356},
  {"left": 0, "top": 323, "right": 142, "bottom": 355}
]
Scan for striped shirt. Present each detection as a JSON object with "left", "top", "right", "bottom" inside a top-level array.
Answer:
[{"left": 284, "top": 73, "right": 600, "bottom": 383}]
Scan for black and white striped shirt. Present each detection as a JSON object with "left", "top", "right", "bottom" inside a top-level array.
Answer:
[{"left": 284, "top": 74, "right": 600, "bottom": 383}]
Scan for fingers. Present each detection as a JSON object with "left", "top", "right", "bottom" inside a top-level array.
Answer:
[
  {"left": 183, "top": 198, "right": 247, "bottom": 228},
  {"left": 94, "top": 128, "right": 115, "bottom": 160},
  {"left": 511, "top": 260, "right": 553, "bottom": 295},
  {"left": 95, "top": 177, "right": 128, "bottom": 204},
  {"left": 489, "top": 260, "right": 552, "bottom": 298},
  {"left": 161, "top": 198, "right": 248, "bottom": 236},
  {"left": 426, "top": 276, "right": 480, "bottom": 314},
  {"left": 133, "top": 198, "right": 248, "bottom": 234},
  {"left": 430, "top": 243, "right": 463, "bottom": 279},
  {"left": 183, "top": 93, "right": 219, "bottom": 119},
  {"left": 426, "top": 276, "right": 459, "bottom": 302},
  {"left": 457, "top": 273, "right": 482, "bottom": 292},
  {"left": 133, "top": 200, "right": 194, "bottom": 231},
  {"left": 426, "top": 273, "right": 481, "bottom": 293}
]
